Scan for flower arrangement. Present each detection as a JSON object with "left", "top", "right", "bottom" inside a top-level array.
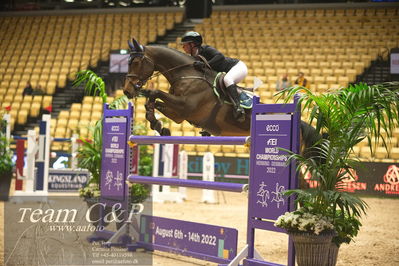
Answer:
[
  {"left": 275, "top": 207, "right": 335, "bottom": 235},
  {"left": 78, "top": 182, "right": 100, "bottom": 199}
]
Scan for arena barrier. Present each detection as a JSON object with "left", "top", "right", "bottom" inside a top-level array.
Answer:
[
  {"left": 8, "top": 114, "right": 88, "bottom": 196},
  {"left": 13, "top": 114, "right": 51, "bottom": 196},
  {"left": 95, "top": 96, "right": 300, "bottom": 265}
]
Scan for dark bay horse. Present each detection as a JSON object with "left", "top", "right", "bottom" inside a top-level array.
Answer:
[{"left": 123, "top": 38, "right": 250, "bottom": 136}]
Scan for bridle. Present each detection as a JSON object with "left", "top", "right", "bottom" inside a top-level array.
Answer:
[
  {"left": 125, "top": 52, "right": 154, "bottom": 90},
  {"left": 125, "top": 51, "right": 193, "bottom": 91}
]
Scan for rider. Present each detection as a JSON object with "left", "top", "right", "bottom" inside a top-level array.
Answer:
[{"left": 181, "top": 31, "right": 247, "bottom": 122}]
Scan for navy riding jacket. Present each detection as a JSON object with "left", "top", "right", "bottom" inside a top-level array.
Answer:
[{"left": 198, "top": 45, "right": 239, "bottom": 72}]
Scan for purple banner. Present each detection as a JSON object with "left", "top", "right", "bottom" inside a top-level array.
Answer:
[
  {"left": 101, "top": 117, "right": 129, "bottom": 201},
  {"left": 249, "top": 114, "right": 293, "bottom": 220},
  {"left": 139, "top": 215, "right": 238, "bottom": 264}
]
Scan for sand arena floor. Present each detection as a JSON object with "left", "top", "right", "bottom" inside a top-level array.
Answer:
[{"left": 0, "top": 188, "right": 398, "bottom": 266}]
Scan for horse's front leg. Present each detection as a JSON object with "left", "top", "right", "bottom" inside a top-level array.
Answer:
[
  {"left": 154, "top": 101, "right": 185, "bottom": 124},
  {"left": 141, "top": 89, "right": 192, "bottom": 113},
  {"left": 144, "top": 99, "right": 170, "bottom": 136}
]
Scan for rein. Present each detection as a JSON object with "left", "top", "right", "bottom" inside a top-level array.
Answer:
[
  {"left": 127, "top": 51, "right": 213, "bottom": 91},
  {"left": 144, "top": 55, "right": 213, "bottom": 88},
  {"left": 150, "top": 62, "right": 193, "bottom": 80}
]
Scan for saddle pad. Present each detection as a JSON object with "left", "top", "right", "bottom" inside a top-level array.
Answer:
[{"left": 213, "top": 72, "right": 253, "bottom": 109}]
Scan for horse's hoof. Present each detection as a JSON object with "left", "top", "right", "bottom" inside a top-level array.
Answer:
[
  {"left": 200, "top": 130, "right": 211, "bottom": 136},
  {"left": 141, "top": 89, "right": 156, "bottom": 100},
  {"left": 234, "top": 109, "right": 246, "bottom": 123},
  {"left": 237, "top": 115, "right": 245, "bottom": 123},
  {"left": 140, "top": 89, "right": 151, "bottom": 98},
  {"left": 152, "top": 121, "right": 163, "bottom": 133},
  {"left": 160, "top": 128, "right": 171, "bottom": 136}
]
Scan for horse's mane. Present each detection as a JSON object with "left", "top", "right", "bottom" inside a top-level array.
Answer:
[{"left": 146, "top": 45, "right": 195, "bottom": 64}]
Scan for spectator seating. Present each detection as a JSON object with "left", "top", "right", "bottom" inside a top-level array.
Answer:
[
  {"left": 3, "top": 7, "right": 399, "bottom": 161},
  {"left": 0, "top": 11, "right": 183, "bottom": 132}
]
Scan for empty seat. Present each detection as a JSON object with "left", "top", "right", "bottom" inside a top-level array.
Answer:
[
  {"left": 17, "top": 110, "right": 28, "bottom": 125},
  {"left": 68, "top": 119, "right": 79, "bottom": 131},
  {"left": 326, "top": 76, "right": 338, "bottom": 85},
  {"left": 30, "top": 103, "right": 41, "bottom": 117},
  {"left": 71, "top": 103, "right": 82, "bottom": 112}
]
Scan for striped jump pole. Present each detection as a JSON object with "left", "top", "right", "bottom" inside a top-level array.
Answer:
[{"left": 128, "top": 175, "right": 248, "bottom": 193}]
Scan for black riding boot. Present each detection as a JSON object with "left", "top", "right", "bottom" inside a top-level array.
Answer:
[{"left": 226, "top": 84, "right": 245, "bottom": 122}]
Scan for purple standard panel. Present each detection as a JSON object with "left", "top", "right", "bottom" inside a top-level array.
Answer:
[
  {"left": 244, "top": 96, "right": 298, "bottom": 266},
  {"left": 249, "top": 114, "right": 293, "bottom": 220},
  {"left": 139, "top": 215, "right": 238, "bottom": 264},
  {"left": 100, "top": 103, "right": 133, "bottom": 206}
]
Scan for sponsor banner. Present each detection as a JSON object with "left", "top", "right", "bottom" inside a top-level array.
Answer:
[
  {"left": 188, "top": 155, "right": 249, "bottom": 179},
  {"left": 303, "top": 162, "right": 399, "bottom": 197},
  {"left": 187, "top": 156, "right": 399, "bottom": 197},
  {"left": 48, "top": 168, "right": 90, "bottom": 192},
  {"left": 355, "top": 162, "right": 399, "bottom": 197}
]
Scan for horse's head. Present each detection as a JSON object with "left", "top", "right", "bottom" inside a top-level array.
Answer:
[{"left": 123, "top": 38, "right": 155, "bottom": 99}]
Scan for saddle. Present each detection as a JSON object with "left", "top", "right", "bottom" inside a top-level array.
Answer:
[
  {"left": 194, "top": 55, "right": 253, "bottom": 109},
  {"left": 213, "top": 73, "right": 253, "bottom": 109}
]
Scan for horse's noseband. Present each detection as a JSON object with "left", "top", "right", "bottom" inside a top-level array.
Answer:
[{"left": 126, "top": 74, "right": 147, "bottom": 90}]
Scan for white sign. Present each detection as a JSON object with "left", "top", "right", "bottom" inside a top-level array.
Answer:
[{"left": 391, "top": 53, "right": 399, "bottom": 74}]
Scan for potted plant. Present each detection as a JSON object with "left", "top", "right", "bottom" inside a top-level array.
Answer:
[
  {"left": 274, "top": 82, "right": 399, "bottom": 266},
  {"left": 74, "top": 70, "right": 151, "bottom": 222},
  {"left": 0, "top": 107, "right": 13, "bottom": 201},
  {"left": 275, "top": 205, "right": 336, "bottom": 266}
]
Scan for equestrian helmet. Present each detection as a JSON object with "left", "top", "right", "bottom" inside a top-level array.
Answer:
[{"left": 181, "top": 31, "right": 203, "bottom": 46}]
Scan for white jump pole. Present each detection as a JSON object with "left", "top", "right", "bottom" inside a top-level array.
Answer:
[
  {"left": 152, "top": 143, "right": 183, "bottom": 203},
  {"left": 161, "top": 143, "right": 173, "bottom": 194},
  {"left": 151, "top": 143, "right": 162, "bottom": 202},
  {"left": 201, "top": 152, "right": 217, "bottom": 203},
  {"left": 35, "top": 114, "right": 51, "bottom": 195},
  {"left": 70, "top": 133, "right": 79, "bottom": 169},
  {"left": 24, "top": 130, "right": 38, "bottom": 194},
  {"left": 178, "top": 150, "right": 188, "bottom": 200}
]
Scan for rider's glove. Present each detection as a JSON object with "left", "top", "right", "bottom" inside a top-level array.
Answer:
[{"left": 193, "top": 61, "right": 205, "bottom": 71}]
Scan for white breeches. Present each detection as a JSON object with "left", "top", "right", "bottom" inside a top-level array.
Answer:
[{"left": 223, "top": 61, "right": 248, "bottom": 87}]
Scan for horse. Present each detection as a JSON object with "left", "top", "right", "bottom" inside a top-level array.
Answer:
[
  {"left": 123, "top": 38, "right": 325, "bottom": 188},
  {"left": 123, "top": 38, "right": 251, "bottom": 136}
]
